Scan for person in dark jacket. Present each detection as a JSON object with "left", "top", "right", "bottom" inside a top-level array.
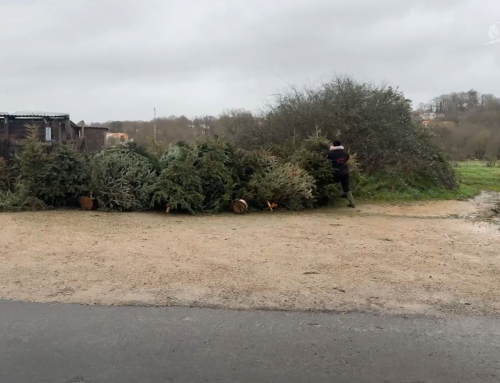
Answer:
[{"left": 327, "top": 140, "right": 356, "bottom": 208}]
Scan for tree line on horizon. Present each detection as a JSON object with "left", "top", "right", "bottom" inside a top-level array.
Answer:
[
  {"left": 416, "top": 89, "right": 500, "bottom": 160},
  {"left": 90, "top": 85, "right": 500, "bottom": 162}
]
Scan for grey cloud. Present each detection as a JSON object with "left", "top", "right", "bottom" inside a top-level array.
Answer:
[{"left": 0, "top": 0, "right": 498, "bottom": 121}]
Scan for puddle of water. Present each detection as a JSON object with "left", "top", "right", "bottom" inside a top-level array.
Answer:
[{"left": 468, "top": 192, "right": 500, "bottom": 225}]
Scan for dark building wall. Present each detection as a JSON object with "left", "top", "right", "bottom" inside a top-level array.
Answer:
[
  {"left": 5, "top": 119, "right": 45, "bottom": 140},
  {"left": 83, "top": 128, "right": 107, "bottom": 152},
  {"left": 1, "top": 117, "right": 74, "bottom": 141},
  {"left": 0, "top": 119, "right": 4, "bottom": 137},
  {"left": 0, "top": 139, "right": 15, "bottom": 160}
]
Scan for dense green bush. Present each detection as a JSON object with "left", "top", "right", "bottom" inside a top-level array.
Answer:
[
  {"left": 230, "top": 76, "right": 457, "bottom": 191},
  {"left": 150, "top": 138, "right": 247, "bottom": 214},
  {"left": 291, "top": 136, "right": 342, "bottom": 206},
  {"left": 16, "top": 125, "right": 50, "bottom": 201},
  {"left": 0, "top": 189, "right": 27, "bottom": 211},
  {"left": 233, "top": 149, "right": 272, "bottom": 194},
  {"left": 1, "top": 126, "right": 89, "bottom": 210},
  {"left": 0, "top": 186, "right": 47, "bottom": 211},
  {"left": 0, "top": 157, "right": 15, "bottom": 192},
  {"left": 243, "top": 153, "right": 315, "bottom": 210},
  {"left": 87, "top": 145, "right": 157, "bottom": 211},
  {"left": 0, "top": 125, "right": 49, "bottom": 211},
  {"left": 148, "top": 144, "right": 204, "bottom": 214},
  {"left": 195, "top": 137, "right": 239, "bottom": 212},
  {"left": 40, "top": 144, "right": 88, "bottom": 207},
  {"left": 0, "top": 133, "right": 365, "bottom": 213},
  {"left": 268, "top": 135, "right": 363, "bottom": 206},
  {"left": 149, "top": 138, "right": 321, "bottom": 213}
]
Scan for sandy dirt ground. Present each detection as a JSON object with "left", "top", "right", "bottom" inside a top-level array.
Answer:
[{"left": 1, "top": 193, "right": 499, "bottom": 316}]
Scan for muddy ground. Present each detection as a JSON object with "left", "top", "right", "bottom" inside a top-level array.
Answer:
[{"left": 0, "top": 193, "right": 499, "bottom": 316}]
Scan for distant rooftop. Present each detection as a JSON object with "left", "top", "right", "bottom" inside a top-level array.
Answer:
[{"left": 0, "top": 111, "right": 69, "bottom": 118}]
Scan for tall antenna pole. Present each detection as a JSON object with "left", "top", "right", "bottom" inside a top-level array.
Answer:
[{"left": 153, "top": 107, "right": 157, "bottom": 144}]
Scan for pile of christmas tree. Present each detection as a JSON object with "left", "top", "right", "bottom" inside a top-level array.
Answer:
[{"left": 0, "top": 127, "right": 358, "bottom": 213}]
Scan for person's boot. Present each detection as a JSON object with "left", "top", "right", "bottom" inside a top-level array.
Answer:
[{"left": 346, "top": 192, "right": 356, "bottom": 208}]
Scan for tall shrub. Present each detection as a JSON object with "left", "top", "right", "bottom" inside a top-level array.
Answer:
[
  {"left": 233, "top": 76, "right": 457, "bottom": 190},
  {"left": 16, "top": 125, "right": 50, "bottom": 200}
]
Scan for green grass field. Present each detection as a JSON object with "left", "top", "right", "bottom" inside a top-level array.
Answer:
[
  {"left": 456, "top": 161, "right": 500, "bottom": 193},
  {"left": 360, "top": 161, "right": 499, "bottom": 202}
]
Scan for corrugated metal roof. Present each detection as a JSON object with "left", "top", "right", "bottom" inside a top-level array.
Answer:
[{"left": 0, "top": 111, "right": 69, "bottom": 118}]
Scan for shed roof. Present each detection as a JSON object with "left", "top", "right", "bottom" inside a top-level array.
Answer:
[
  {"left": 84, "top": 126, "right": 109, "bottom": 130},
  {"left": 0, "top": 111, "right": 69, "bottom": 118},
  {"left": 69, "top": 121, "right": 108, "bottom": 131}
]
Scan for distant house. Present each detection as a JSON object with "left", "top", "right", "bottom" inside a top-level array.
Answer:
[
  {"left": 106, "top": 132, "right": 130, "bottom": 146},
  {"left": 419, "top": 112, "right": 445, "bottom": 121},
  {"left": 410, "top": 111, "right": 423, "bottom": 121}
]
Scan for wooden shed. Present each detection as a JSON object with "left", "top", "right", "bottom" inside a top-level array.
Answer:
[
  {"left": 0, "top": 112, "right": 109, "bottom": 158},
  {"left": 0, "top": 112, "right": 78, "bottom": 142},
  {"left": 79, "top": 126, "right": 109, "bottom": 153}
]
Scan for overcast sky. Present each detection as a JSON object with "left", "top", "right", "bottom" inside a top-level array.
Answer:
[{"left": 0, "top": 0, "right": 498, "bottom": 122}]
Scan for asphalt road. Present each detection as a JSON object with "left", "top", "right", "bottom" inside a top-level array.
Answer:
[{"left": 0, "top": 300, "right": 499, "bottom": 383}]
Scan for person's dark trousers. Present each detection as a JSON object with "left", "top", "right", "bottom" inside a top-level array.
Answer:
[{"left": 334, "top": 173, "right": 356, "bottom": 207}]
